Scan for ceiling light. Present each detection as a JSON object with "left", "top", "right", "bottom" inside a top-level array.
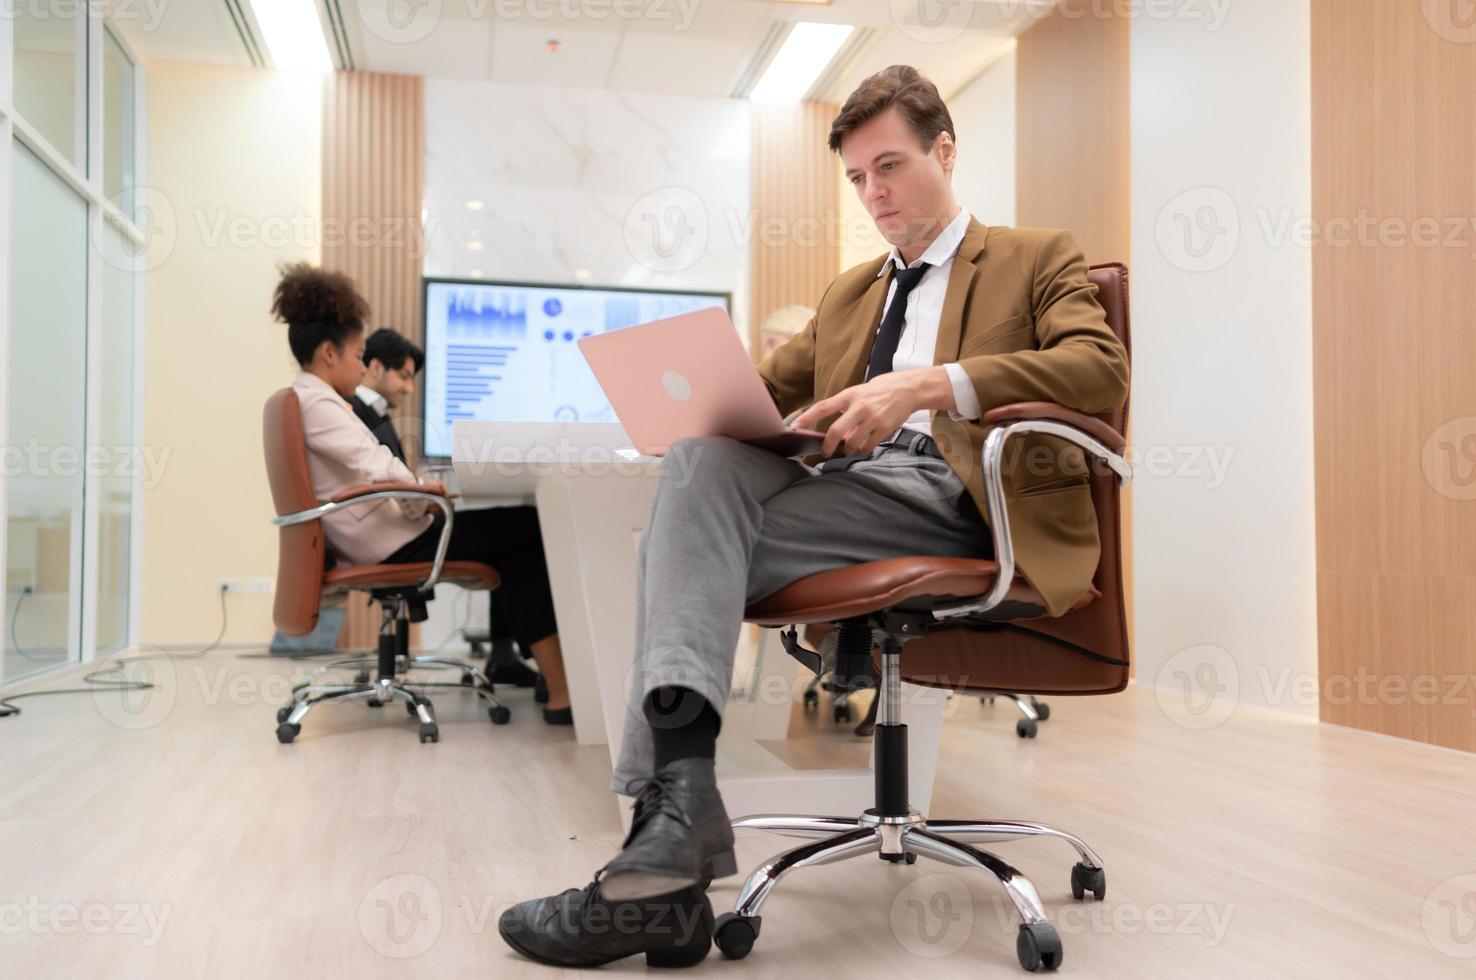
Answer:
[
  {"left": 467, "top": 241, "right": 483, "bottom": 252},
  {"left": 248, "top": 0, "right": 333, "bottom": 73},
  {"left": 466, "top": 200, "right": 485, "bottom": 211},
  {"left": 470, "top": 268, "right": 484, "bottom": 277},
  {"left": 749, "top": 22, "right": 852, "bottom": 103}
]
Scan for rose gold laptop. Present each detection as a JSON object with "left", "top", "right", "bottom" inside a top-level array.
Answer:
[{"left": 577, "top": 307, "right": 825, "bottom": 458}]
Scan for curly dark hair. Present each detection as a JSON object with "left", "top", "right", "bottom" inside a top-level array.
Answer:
[
  {"left": 828, "top": 65, "right": 954, "bottom": 154},
  {"left": 271, "top": 263, "right": 372, "bottom": 366}
]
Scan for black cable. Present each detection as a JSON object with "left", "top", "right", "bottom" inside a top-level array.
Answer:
[
  {"left": 0, "top": 586, "right": 230, "bottom": 719},
  {"left": 8, "top": 586, "right": 55, "bottom": 663}
]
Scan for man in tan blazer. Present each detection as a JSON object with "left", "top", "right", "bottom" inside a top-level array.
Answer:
[{"left": 499, "top": 65, "right": 1129, "bottom": 968}]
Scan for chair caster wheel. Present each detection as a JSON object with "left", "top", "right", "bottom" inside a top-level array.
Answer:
[
  {"left": 1034, "top": 700, "right": 1051, "bottom": 721},
  {"left": 981, "top": 694, "right": 995, "bottom": 705},
  {"left": 1071, "top": 862, "right": 1106, "bottom": 901},
  {"left": 460, "top": 672, "right": 476, "bottom": 686},
  {"left": 354, "top": 672, "right": 369, "bottom": 684},
  {"left": 418, "top": 723, "right": 439, "bottom": 744},
  {"left": 1016, "top": 719, "right": 1038, "bottom": 738},
  {"left": 489, "top": 706, "right": 511, "bottom": 725},
  {"left": 275, "top": 723, "right": 300, "bottom": 744},
  {"left": 276, "top": 706, "right": 293, "bottom": 724},
  {"left": 803, "top": 690, "right": 819, "bottom": 709},
  {"left": 713, "top": 913, "right": 760, "bottom": 960},
  {"left": 834, "top": 704, "right": 851, "bottom": 723},
  {"left": 880, "top": 852, "right": 917, "bottom": 864},
  {"left": 1017, "top": 922, "right": 1062, "bottom": 971}
]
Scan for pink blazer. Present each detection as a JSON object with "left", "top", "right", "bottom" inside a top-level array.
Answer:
[{"left": 292, "top": 371, "right": 431, "bottom": 565}]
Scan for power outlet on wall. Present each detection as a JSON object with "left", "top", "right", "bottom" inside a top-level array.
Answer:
[{"left": 218, "top": 579, "right": 272, "bottom": 594}]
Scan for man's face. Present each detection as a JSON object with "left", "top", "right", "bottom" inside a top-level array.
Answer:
[
  {"left": 365, "top": 358, "right": 417, "bottom": 409},
  {"left": 840, "top": 105, "right": 957, "bottom": 251}
]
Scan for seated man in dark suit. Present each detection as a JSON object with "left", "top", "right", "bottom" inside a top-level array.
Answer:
[{"left": 353, "top": 328, "right": 548, "bottom": 698}]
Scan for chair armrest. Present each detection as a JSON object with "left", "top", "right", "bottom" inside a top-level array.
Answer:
[
  {"left": 981, "top": 401, "right": 1126, "bottom": 455},
  {"left": 932, "top": 409, "right": 1132, "bottom": 623},
  {"left": 327, "top": 480, "right": 449, "bottom": 504},
  {"left": 271, "top": 485, "right": 456, "bottom": 594}
]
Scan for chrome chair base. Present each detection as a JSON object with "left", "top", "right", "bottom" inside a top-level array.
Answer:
[
  {"left": 713, "top": 637, "right": 1104, "bottom": 972},
  {"left": 274, "top": 602, "right": 510, "bottom": 744},
  {"left": 717, "top": 809, "right": 1103, "bottom": 971}
]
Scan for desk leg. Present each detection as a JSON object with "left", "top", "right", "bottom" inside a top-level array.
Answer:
[{"left": 533, "top": 473, "right": 661, "bottom": 748}]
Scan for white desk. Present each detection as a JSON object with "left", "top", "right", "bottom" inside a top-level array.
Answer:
[{"left": 451, "top": 421, "right": 947, "bottom": 820}]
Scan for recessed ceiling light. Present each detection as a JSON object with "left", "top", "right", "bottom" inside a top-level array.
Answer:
[
  {"left": 470, "top": 268, "right": 484, "bottom": 277},
  {"left": 247, "top": 0, "right": 333, "bottom": 73},
  {"left": 467, "top": 241, "right": 483, "bottom": 252},
  {"left": 749, "top": 22, "right": 853, "bottom": 103},
  {"left": 465, "top": 200, "right": 485, "bottom": 211},
  {"left": 574, "top": 268, "right": 591, "bottom": 280}
]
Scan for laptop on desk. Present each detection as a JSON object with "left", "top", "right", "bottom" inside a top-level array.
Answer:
[{"left": 577, "top": 307, "right": 826, "bottom": 458}]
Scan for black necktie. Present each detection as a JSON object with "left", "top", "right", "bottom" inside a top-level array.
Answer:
[{"left": 865, "top": 262, "right": 931, "bottom": 381}]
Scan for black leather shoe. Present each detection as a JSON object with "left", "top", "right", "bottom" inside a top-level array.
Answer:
[
  {"left": 498, "top": 880, "right": 713, "bottom": 968},
  {"left": 542, "top": 706, "right": 573, "bottom": 726},
  {"left": 599, "top": 757, "right": 737, "bottom": 901}
]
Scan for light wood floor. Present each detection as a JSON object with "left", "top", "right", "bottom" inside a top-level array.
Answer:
[{"left": 1, "top": 647, "right": 1474, "bottom": 979}]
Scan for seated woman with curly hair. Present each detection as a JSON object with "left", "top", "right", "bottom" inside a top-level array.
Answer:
[{"left": 271, "top": 262, "right": 572, "bottom": 723}]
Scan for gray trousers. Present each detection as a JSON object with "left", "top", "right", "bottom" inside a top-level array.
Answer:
[{"left": 610, "top": 434, "right": 992, "bottom": 793}]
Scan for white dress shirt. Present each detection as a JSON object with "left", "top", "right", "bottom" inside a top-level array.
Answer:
[
  {"left": 355, "top": 384, "right": 389, "bottom": 417},
  {"left": 873, "top": 207, "right": 983, "bottom": 438}
]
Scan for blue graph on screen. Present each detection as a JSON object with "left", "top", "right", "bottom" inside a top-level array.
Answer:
[
  {"left": 446, "top": 291, "right": 527, "bottom": 340},
  {"left": 422, "top": 280, "right": 729, "bottom": 458}
]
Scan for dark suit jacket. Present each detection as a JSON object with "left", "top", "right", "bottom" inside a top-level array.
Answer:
[
  {"left": 757, "top": 220, "right": 1130, "bottom": 617},
  {"left": 348, "top": 394, "right": 406, "bottom": 463}
]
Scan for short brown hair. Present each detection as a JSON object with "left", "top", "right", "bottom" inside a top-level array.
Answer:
[{"left": 828, "top": 65, "right": 954, "bottom": 154}]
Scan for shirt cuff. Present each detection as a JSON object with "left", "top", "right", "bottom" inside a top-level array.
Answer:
[{"left": 943, "top": 362, "right": 981, "bottom": 421}]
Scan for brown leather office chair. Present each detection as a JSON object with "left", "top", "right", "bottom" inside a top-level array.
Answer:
[
  {"left": 263, "top": 388, "right": 511, "bottom": 744},
  {"left": 714, "top": 263, "right": 1133, "bottom": 973}
]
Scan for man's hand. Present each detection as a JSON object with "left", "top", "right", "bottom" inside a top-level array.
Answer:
[{"left": 790, "top": 366, "right": 955, "bottom": 457}]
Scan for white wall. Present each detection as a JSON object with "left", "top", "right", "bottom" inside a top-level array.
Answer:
[
  {"left": 140, "top": 63, "right": 323, "bottom": 646},
  {"left": 948, "top": 49, "right": 1016, "bottom": 229},
  {"left": 423, "top": 79, "right": 751, "bottom": 337},
  {"left": 1130, "top": 0, "right": 1317, "bottom": 718}
]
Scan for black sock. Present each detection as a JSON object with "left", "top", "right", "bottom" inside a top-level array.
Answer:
[{"left": 643, "top": 686, "right": 720, "bottom": 770}]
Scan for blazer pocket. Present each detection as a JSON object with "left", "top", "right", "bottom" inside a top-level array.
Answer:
[
  {"left": 960, "top": 314, "right": 1033, "bottom": 358},
  {"left": 1015, "top": 476, "right": 1090, "bottom": 498}
]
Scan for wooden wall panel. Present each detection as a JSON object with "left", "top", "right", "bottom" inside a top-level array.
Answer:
[
  {"left": 1015, "top": 7, "right": 1130, "bottom": 265},
  {"left": 750, "top": 102, "right": 840, "bottom": 357},
  {"left": 1015, "top": 8, "right": 1135, "bottom": 660},
  {"left": 321, "top": 71, "right": 425, "bottom": 652},
  {"left": 1312, "top": 0, "right": 1476, "bottom": 753}
]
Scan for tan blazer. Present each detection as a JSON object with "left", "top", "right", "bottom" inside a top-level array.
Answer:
[
  {"left": 757, "top": 221, "right": 1130, "bottom": 617},
  {"left": 292, "top": 372, "right": 431, "bottom": 566}
]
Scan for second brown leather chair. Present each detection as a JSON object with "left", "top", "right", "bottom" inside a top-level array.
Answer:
[{"left": 263, "top": 387, "right": 511, "bottom": 744}]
